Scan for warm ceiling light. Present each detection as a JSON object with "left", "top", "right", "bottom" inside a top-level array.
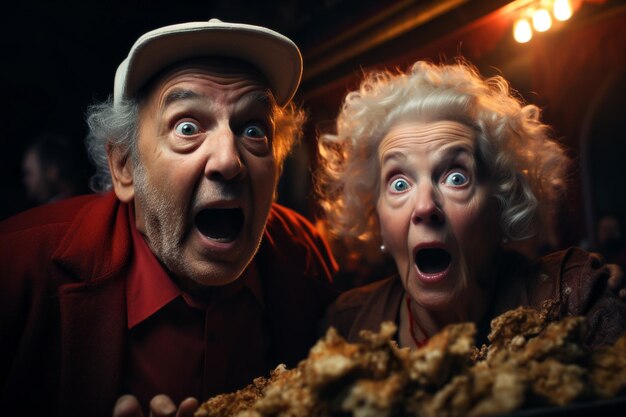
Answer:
[
  {"left": 514, "top": 18, "right": 533, "bottom": 43},
  {"left": 554, "top": 0, "right": 574, "bottom": 21},
  {"left": 532, "top": 8, "right": 553, "bottom": 32}
]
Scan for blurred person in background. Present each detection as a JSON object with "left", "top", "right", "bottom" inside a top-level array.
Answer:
[
  {"left": 21, "top": 132, "right": 89, "bottom": 205},
  {"left": 595, "top": 214, "right": 626, "bottom": 269}
]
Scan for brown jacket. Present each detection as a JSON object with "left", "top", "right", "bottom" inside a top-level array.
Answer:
[{"left": 323, "top": 247, "right": 626, "bottom": 347}]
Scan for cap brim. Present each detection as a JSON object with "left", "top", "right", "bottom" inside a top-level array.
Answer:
[{"left": 114, "top": 20, "right": 302, "bottom": 107}]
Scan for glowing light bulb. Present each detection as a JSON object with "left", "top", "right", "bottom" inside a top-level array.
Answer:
[
  {"left": 554, "top": 0, "right": 573, "bottom": 21},
  {"left": 514, "top": 18, "right": 533, "bottom": 43},
  {"left": 532, "top": 8, "right": 552, "bottom": 32}
]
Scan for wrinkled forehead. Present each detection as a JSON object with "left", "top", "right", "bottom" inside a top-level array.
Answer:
[
  {"left": 136, "top": 57, "right": 273, "bottom": 104},
  {"left": 379, "top": 120, "right": 477, "bottom": 156}
]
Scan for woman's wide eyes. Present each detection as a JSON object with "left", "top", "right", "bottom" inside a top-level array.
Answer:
[
  {"left": 390, "top": 178, "right": 410, "bottom": 192},
  {"left": 175, "top": 121, "right": 200, "bottom": 136},
  {"left": 444, "top": 171, "right": 469, "bottom": 187},
  {"left": 387, "top": 171, "right": 468, "bottom": 193}
]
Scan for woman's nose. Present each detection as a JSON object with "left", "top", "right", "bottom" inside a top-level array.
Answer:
[
  {"left": 412, "top": 183, "right": 444, "bottom": 225},
  {"left": 204, "top": 128, "right": 244, "bottom": 181}
]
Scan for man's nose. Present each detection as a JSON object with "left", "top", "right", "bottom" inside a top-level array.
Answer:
[
  {"left": 412, "top": 182, "right": 444, "bottom": 225},
  {"left": 204, "top": 127, "right": 244, "bottom": 181}
]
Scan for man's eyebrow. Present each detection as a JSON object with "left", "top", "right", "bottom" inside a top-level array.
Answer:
[
  {"left": 238, "top": 90, "right": 275, "bottom": 109},
  {"left": 162, "top": 88, "right": 202, "bottom": 108}
]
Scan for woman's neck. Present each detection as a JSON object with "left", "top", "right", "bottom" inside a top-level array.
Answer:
[{"left": 398, "top": 283, "right": 495, "bottom": 349}]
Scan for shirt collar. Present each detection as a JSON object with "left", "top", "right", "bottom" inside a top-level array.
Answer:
[
  {"left": 126, "top": 208, "right": 180, "bottom": 329},
  {"left": 126, "top": 205, "right": 265, "bottom": 329}
]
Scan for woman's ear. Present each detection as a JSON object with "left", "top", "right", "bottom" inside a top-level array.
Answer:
[{"left": 107, "top": 144, "right": 135, "bottom": 202}]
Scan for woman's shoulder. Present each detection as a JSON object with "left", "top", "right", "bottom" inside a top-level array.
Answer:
[
  {"left": 334, "top": 276, "right": 399, "bottom": 307},
  {"left": 539, "top": 246, "right": 597, "bottom": 272},
  {"left": 337, "top": 276, "right": 397, "bottom": 304},
  {"left": 321, "top": 276, "right": 403, "bottom": 342},
  {"left": 533, "top": 247, "right": 626, "bottom": 346},
  {"left": 500, "top": 246, "right": 600, "bottom": 291},
  {"left": 494, "top": 247, "right": 606, "bottom": 314},
  {"left": 536, "top": 246, "right": 611, "bottom": 294}
]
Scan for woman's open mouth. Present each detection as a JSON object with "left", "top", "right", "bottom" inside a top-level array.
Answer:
[
  {"left": 414, "top": 247, "right": 451, "bottom": 281},
  {"left": 195, "top": 208, "right": 244, "bottom": 243}
]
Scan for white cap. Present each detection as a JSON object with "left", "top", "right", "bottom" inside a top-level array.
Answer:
[{"left": 113, "top": 18, "right": 302, "bottom": 107}]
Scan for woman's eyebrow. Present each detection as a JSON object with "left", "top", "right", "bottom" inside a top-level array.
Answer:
[
  {"left": 435, "top": 147, "right": 477, "bottom": 173},
  {"left": 438, "top": 144, "right": 474, "bottom": 160},
  {"left": 380, "top": 150, "right": 407, "bottom": 165}
]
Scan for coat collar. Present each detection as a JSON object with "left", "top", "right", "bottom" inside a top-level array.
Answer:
[
  {"left": 52, "top": 192, "right": 130, "bottom": 417},
  {"left": 53, "top": 191, "right": 132, "bottom": 283},
  {"left": 58, "top": 277, "right": 127, "bottom": 417}
]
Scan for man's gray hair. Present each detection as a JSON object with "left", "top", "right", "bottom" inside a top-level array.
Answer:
[{"left": 85, "top": 98, "right": 140, "bottom": 192}]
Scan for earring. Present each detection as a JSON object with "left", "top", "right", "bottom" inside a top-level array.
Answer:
[{"left": 380, "top": 244, "right": 386, "bottom": 253}]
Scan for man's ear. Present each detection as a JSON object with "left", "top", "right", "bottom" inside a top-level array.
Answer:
[{"left": 107, "top": 144, "right": 135, "bottom": 202}]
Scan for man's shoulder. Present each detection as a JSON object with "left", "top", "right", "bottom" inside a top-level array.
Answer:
[
  {"left": 263, "top": 203, "right": 339, "bottom": 275},
  {"left": 266, "top": 203, "right": 318, "bottom": 237},
  {"left": 0, "top": 193, "right": 103, "bottom": 235},
  {"left": 0, "top": 192, "right": 125, "bottom": 271},
  {"left": 255, "top": 204, "right": 340, "bottom": 365}
]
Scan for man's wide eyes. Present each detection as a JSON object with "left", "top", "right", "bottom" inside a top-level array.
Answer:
[
  {"left": 173, "top": 122, "right": 267, "bottom": 138},
  {"left": 175, "top": 121, "right": 200, "bottom": 136},
  {"left": 243, "top": 124, "right": 266, "bottom": 138}
]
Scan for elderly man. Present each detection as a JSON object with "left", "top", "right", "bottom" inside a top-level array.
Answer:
[{"left": 0, "top": 19, "right": 338, "bottom": 417}]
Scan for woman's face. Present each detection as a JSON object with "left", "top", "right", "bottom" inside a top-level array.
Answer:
[{"left": 376, "top": 120, "right": 501, "bottom": 312}]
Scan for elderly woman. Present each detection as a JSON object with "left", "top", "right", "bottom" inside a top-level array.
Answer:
[{"left": 316, "top": 59, "right": 626, "bottom": 348}]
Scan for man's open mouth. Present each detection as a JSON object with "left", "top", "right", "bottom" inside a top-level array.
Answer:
[
  {"left": 415, "top": 247, "right": 451, "bottom": 274},
  {"left": 195, "top": 208, "right": 244, "bottom": 243}
]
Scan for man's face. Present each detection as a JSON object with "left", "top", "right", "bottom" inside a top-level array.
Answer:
[{"left": 127, "top": 59, "right": 278, "bottom": 290}]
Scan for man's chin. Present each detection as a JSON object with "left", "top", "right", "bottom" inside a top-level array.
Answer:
[
  {"left": 163, "top": 241, "right": 257, "bottom": 291},
  {"left": 176, "top": 261, "right": 248, "bottom": 288}
]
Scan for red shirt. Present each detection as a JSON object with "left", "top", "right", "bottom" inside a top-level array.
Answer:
[{"left": 123, "top": 213, "right": 269, "bottom": 411}]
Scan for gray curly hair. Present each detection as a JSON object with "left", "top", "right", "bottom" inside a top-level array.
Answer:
[
  {"left": 315, "top": 59, "right": 569, "bottom": 251},
  {"left": 85, "top": 96, "right": 304, "bottom": 193}
]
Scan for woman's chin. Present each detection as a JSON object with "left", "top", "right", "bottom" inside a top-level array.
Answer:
[{"left": 410, "top": 290, "right": 458, "bottom": 312}]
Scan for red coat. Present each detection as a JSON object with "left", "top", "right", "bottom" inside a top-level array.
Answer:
[{"left": 0, "top": 192, "right": 338, "bottom": 417}]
